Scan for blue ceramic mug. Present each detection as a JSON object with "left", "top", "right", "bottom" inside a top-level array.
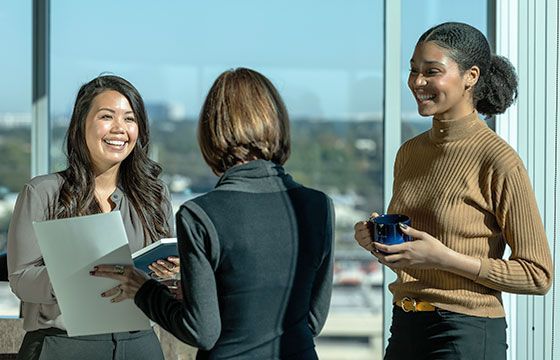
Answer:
[{"left": 370, "top": 214, "right": 412, "bottom": 245}]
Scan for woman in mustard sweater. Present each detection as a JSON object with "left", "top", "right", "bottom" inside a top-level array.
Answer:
[{"left": 354, "top": 22, "right": 552, "bottom": 359}]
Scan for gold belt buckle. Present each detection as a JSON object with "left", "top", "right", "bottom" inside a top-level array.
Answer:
[{"left": 400, "top": 297, "right": 416, "bottom": 312}]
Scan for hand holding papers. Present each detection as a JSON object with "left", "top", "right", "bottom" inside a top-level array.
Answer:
[{"left": 33, "top": 211, "right": 151, "bottom": 336}]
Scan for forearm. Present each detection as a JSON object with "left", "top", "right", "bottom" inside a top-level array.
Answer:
[
  {"left": 135, "top": 279, "right": 219, "bottom": 350},
  {"left": 437, "top": 247, "right": 481, "bottom": 281},
  {"left": 437, "top": 247, "right": 552, "bottom": 295},
  {"left": 475, "top": 257, "right": 552, "bottom": 295},
  {"left": 9, "top": 265, "right": 57, "bottom": 304}
]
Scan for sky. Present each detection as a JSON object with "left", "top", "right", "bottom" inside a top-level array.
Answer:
[{"left": 0, "top": 0, "right": 486, "bottom": 119}]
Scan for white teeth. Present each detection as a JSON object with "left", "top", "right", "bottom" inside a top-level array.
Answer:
[
  {"left": 417, "top": 94, "right": 436, "bottom": 101},
  {"left": 104, "top": 139, "right": 126, "bottom": 146}
]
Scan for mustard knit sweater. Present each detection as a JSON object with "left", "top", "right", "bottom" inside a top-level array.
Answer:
[{"left": 387, "top": 111, "right": 553, "bottom": 318}]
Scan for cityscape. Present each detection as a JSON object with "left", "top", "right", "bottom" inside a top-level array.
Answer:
[{"left": 0, "top": 108, "right": 431, "bottom": 359}]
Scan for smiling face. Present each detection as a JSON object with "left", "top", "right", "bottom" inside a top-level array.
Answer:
[
  {"left": 408, "top": 41, "right": 478, "bottom": 120},
  {"left": 84, "top": 90, "right": 139, "bottom": 173}
]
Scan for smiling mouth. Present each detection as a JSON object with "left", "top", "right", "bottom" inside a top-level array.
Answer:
[
  {"left": 416, "top": 93, "right": 436, "bottom": 102},
  {"left": 103, "top": 139, "right": 127, "bottom": 147}
]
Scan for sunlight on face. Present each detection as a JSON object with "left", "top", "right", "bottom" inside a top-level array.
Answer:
[
  {"left": 408, "top": 41, "right": 475, "bottom": 120},
  {"left": 84, "top": 90, "right": 139, "bottom": 174}
]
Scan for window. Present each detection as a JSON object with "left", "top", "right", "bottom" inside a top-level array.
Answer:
[
  {"left": 50, "top": 1, "right": 384, "bottom": 357},
  {"left": 401, "top": 0, "right": 489, "bottom": 141},
  {"left": 0, "top": 1, "right": 32, "bottom": 318}
]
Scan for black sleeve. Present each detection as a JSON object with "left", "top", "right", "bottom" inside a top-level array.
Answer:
[
  {"left": 134, "top": 202, "right": 221, "bottom": 350},
  {"left": 307, "top": 196, "right": 335, "bottom": 335}
]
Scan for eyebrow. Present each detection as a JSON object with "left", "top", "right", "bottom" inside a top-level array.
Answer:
[
  {"left": 97, "top": 107, "right": 134, "bottom": 114},
  {"left": 409, "top": 59, "right": 446, "bottom": 66}
]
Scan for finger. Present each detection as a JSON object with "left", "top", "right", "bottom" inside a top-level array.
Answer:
[
  {"left": 354, "top": 221, "right": 368, "bottom": 231},
  {"left": 373, "top": 242, "right": 407, "bottom": 254},
  {"left": 101, "top": 285, "right": 121, "bottom": 298},
  {"left": 369, "top": 248, "right": 383, "bottom": 260},
  {"left": 354, "top": 234, "right": 375, "bottom": 251},
  {"left": 150, "top": 262, "right": 173, "bottom": 275},
  {"left": 167, "top": 257, "right": 180, "bottom": 266},
  {"left": 91, "top": 264, "right": 131, "bottom": 278},
  {"left": 354, "top": 230, "right": 371, "bottom": 244},
  {"left": 149, "top": 265, "right": 174, "bottom": 279},
  {"left": 157, "top": 259, "right": 177, "bottom": 272},
  {"left": 384, "top": 254, "right": 405, "bottom": 266},
  {"left": 90, "top": 269, "right": 127, "bottom": 281},
  {"left": 110, "top": 288, "right": 130, "bottom": 303},
  {"left": 398, "top": 223, "right": 424, "bottom": 239},
  {"left": 368, "top": 212, "right": 380, "bottom": 220}
]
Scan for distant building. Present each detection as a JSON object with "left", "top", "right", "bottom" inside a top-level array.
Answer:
[
  {"left": 0, "top": 113, "right": 31, "bottom": 128},
  {"left": 145, "top": 103, "right": 171, "bottom": 123}
]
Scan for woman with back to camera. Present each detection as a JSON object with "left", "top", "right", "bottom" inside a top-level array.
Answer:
[
  {"left": 354, "top": 22, "right": 552, "bottom": 359},
  {"left": 91, "top": 67, "right": 335, "bottom": 359},
  {"left": 8, "top": 75, "right": 178, "bottom": 360}
]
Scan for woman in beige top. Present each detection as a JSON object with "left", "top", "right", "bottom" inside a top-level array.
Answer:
[
  {"left": 8, "top": 75, "right": 177, "bottom": 360},
  {"left": 354, "top": 22, "right": 552, "bottom": 359}
]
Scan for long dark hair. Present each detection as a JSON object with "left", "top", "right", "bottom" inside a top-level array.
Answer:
[
  {"left": 54, "top": 75, "right": 171, "bottom": 244},
  {"left": 417, "top": 22, "right": 518, "bottom": 116}
]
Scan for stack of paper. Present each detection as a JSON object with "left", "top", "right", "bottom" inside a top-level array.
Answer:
[{"left": 33, "top": 211, "right": 151, "bottom": 336}]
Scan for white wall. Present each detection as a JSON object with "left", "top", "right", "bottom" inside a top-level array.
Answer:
[{"left": 496, "top": 0, "right": 559, "bottom": 359}]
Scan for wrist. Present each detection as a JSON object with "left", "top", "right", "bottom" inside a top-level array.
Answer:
[{"left": 434, "top": 245, "right": 453, "bottom": 271}]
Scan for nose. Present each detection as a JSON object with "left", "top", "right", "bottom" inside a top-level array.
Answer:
[
  {"left": 413, "top": 73, "right": 427, "bottom": 87},
  {"left": 110, "top": 116, "right": 126, "bottom": 133}
]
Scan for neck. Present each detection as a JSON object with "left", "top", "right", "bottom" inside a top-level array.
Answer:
[
  {"left": 434, "top": 103, "right": 475, "bottom": 121},
  {"left": 93, "top": 164, "right": 120, "bottom": 192}
]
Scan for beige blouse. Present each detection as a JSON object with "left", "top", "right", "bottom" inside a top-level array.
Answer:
[{"left": 7, "top": 173, "right": 174, "bottom": 332}]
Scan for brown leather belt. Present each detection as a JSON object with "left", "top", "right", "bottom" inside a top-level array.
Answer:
[{"left": 396, "top": 297, "right": 436, "bottom": 312}]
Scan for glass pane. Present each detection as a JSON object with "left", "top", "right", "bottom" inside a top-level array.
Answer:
[
  {"left": 51, "top": 1, "right": 384, "bottom": 357},
  {"left": 401, "top": 0, "right": 489, "bottom": 141},
  {"left": 0, "top": 0, "right": 32, "bottom": 318}
]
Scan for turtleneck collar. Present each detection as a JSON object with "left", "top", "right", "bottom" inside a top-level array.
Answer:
[
  {"left": 214, "top": 159, "right": 299, "bottom": 193},
  {"left": 429, "top": 111, "right": 486, "bottom": 143}
]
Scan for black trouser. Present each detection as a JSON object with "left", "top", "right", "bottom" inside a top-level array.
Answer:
[
  {"left": 385, "top": 306, "right": 507, "bottom": 360},
  {"left": 17, "top": 328, "right": 164, "bottom": 360}
]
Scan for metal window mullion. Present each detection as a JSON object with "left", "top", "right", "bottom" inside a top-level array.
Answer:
[
  {"left": 382, "top": 0, "right": 401, "bottom": 352},
  {"left": 32, "top": 0, "right": 50, "bottom": 177}
]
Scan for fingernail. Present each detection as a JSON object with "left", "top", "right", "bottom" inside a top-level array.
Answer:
[
  {"left": 89, "top": 271, "right": 95, "bottom": 275},
  {"left": 399, "top": 222, "right": 408, "bottom": 229},
  {"left": 101, "top": 292, "right": 106, "bottom": 297}
]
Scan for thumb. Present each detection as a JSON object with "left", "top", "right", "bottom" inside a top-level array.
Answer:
[
  {"left": 368, "top": 212, "right": 380, "bottom": 221},
  {"left": 168, "top": 256, "right": 180, "bottom": 265}
]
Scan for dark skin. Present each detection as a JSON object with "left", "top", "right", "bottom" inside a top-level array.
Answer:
[{"left": 354, "top": 41, "right": 483, "bottom": 279}]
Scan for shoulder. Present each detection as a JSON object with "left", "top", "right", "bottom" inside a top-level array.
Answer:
[
  {"left": 477, "top": 127, "right": 524, "bottom": 173},
  {"left": 398, "top": 130, "right": 431, "bottom": 154},
  {"left": 24, "top": 173, "right": 63, "bottom": 196}
]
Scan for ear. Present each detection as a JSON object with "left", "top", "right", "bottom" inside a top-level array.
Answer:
[{"left": 464, "top": 65, "right": 480, "bottom": 91}]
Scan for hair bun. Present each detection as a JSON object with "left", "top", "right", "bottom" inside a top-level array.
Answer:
[{"left": 476, "top": 55, "right": 518, "bottom": 116}]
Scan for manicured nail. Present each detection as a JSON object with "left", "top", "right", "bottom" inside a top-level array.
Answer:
[{"left": 399, "top": 222, "right": 408, "bottom": 229}]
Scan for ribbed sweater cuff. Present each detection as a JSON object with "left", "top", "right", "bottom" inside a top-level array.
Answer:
[{"left": 476, "top": 258, "right": 491, "bottom": 282}]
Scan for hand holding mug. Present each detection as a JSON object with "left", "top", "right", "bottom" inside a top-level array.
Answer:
[
  {"left": 373, "top": 223, "right": 450, "bottom": 270},
  {"left": 354, "top": 212, "right": 379, "bottom": 252}
]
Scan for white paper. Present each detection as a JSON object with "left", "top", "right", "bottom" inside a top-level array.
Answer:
[{"left": 33, "top": 211, "right": 151, "bottom": 336}]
